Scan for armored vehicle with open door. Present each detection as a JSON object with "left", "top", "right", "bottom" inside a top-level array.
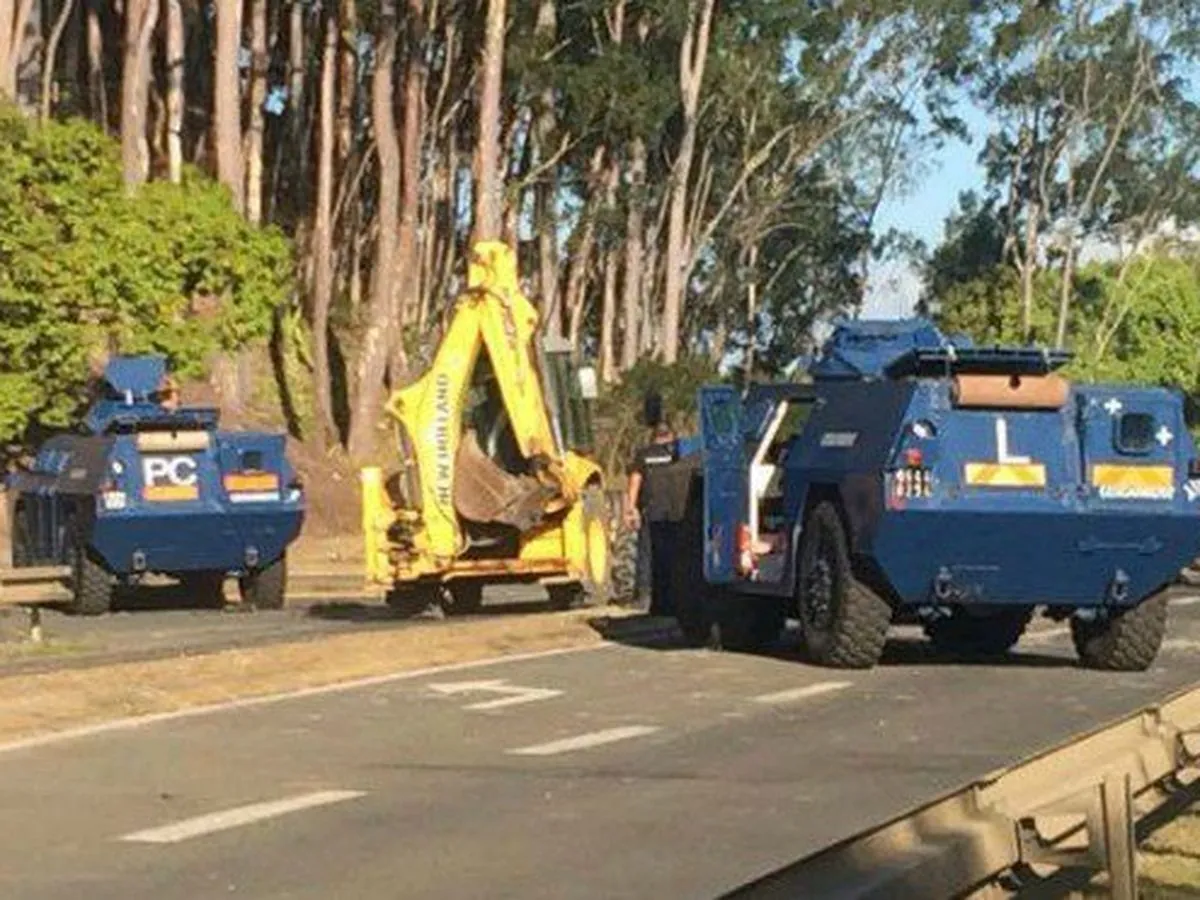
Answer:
[{"left": 668, "top": 318, "right": 1200, "bottom": 671}]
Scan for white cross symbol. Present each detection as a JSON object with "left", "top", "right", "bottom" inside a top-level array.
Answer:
[
  {"left": 1156, "top": 425, "right": 1174, "bottom": 447},
  {"left": 1103, "top": 398, "right": 1123, "bottom": 416}
]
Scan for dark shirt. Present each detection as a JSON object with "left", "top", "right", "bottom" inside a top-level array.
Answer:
[{"left": 629, "top": 439, "right": 678, "bottom": 522}]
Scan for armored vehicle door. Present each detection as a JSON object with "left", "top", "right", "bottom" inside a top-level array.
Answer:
[
  {"left": 1076, "top": 388, "right": 1185, "bottom": 508},
  {"left": 699, "top": 386, "right": 746, "bottom": 583}
]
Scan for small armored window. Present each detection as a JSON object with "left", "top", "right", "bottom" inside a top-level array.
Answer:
[
  {"left": 1115, "top": 412, "right": 1155, "bottom": 454},
  {"left": 241, "top": 450, "right": 263, "bottom": 471}
]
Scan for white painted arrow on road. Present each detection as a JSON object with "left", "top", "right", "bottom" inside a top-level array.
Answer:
[{"left": 428, "top": 679, "right": 563, "bottom": 710}]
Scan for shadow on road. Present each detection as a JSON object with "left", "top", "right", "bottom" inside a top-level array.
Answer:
[
  {"left": 587, "top": 615, "right": 1078, "bottom": 670},
  {"left": 304, "top": 596, "right": 566, "bottom": 624}
]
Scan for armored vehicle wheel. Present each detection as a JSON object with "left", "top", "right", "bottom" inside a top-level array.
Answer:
[
  {"left": 1070, "top": 591, "right": 1168, "bottom": 672},
  {"left": 924, "top": 607, "right": 1032, "bottom": 658},
  {"left": 714, "top": 596, "right": 786, "bottom": 653},
  {"left": 238, "top": 554, "right": 287, "bottom": 610},
  {"left": 671, "top": 476, "right": 718, "bottom": 647},
  {"left": 67, "top": 536, "right": 113, "bottom": 616},
  {"left": 797, "top": 501, "right": 891, "bottom": 669},
  {"left": 446, "top": 582, "right": 484, "bottom": 615},
  {"left": 180, "top": 572, "right": 228, "bottom": 609}
]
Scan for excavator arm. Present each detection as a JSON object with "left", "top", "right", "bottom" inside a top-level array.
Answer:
[{"left": 375, "top": 241, "right": 600, "bottom": 569}]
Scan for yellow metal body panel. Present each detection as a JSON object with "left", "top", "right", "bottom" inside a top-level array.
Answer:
[
  {"left": 362, "top": 241, "right": 607, "bottom": 591},
  {"left": 964, "top": 462, "right": 1047, "bottom": 488},
  {"left": 1089, "top": 464, "right": 1174, "bottom": 500}
]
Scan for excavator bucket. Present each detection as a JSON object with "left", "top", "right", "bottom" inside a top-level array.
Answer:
[{"left": 453, "top": 429, "right": 555, "bottom": 532}]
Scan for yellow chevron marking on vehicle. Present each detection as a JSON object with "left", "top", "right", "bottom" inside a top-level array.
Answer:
[
  {"left": 1091, "top": 464, "right": 1174, "bottom": 500},
  {"left": 964, "top": 462, "right": 1046, "bottom": 487}
]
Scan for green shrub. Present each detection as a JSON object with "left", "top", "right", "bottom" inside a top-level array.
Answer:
[{"left": 0, "top": 103, "right": 293, "bottom": 444}]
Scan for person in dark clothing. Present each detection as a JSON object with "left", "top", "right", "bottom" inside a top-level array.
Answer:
[{"left": 624, "top": 420, "right": 680, "bottom": 616}]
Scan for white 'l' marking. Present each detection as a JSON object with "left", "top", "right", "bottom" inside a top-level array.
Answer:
[
  {"left": 508, "top": 726, "right": 660, "bottom": 756},
  {"left": 119, "top": 790, "right": 366, "bottom": 844},
  {"left": 752, "top": 681, "right": 852, "bottom": 704}
]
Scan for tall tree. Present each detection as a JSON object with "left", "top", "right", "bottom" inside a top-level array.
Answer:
[
  {"left": 473, "top": 0, "right": 507, "bottom": 241},
  {"left": 164, "top": 0, "right": 184, "bottom": 183},
  {"left": 311, "top": 1, "right": 339, "bottom": 448},
  {"left": 120, "top": 0, "right": 159, "bottom": 187},
  {"left": 244, "top": 0, "right": 269, "bottom": 223},
  {"left": 347, "top": 0, "right": 400, "bottom": 460},
  {"left": 660, "top": 0, "right": 715, "bottom": 363},
  {"left": 214, "top": 0, "right": 244, "bottom": 211}
]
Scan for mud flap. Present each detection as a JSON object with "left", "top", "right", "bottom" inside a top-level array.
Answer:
[{"left": 453, "top": 429, "right": 554, "bottom": 531}]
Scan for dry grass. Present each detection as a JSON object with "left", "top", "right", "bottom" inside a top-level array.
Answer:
[{"left": 0, "top": 605, "right": 640, "bottom": 747}]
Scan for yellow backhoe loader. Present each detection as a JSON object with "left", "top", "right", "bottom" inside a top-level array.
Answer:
[{"left": 360, "top": 241, "right": 612, "bottom": 615}]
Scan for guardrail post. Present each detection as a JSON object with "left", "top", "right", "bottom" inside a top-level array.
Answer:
[{"left": 1097, "top": 772, "right": 1137, "bottom": 900}]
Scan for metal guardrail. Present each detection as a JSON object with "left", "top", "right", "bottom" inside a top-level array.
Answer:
[{"left": 723, "top": 682, "right": 1200, "bottom": 900}]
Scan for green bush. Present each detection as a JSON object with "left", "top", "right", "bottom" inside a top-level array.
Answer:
[{"left": 0, "top": 103, "right": 293, "bottom": 444}]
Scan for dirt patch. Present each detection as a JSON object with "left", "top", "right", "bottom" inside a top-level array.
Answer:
[{"left": 0, "top": 605, "right": 644, "bottom": 747}]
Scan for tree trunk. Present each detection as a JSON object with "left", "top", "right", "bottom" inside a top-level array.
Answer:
[
  {"left": 163, "top": 0, "right": 183, "bottom": 181},
  {"left": 214, "top": 0, "right": 244, "bottom": 212},
  {"left": 346, "top": 0, "right": 399, "bottom": 461},
  {"left": 744, "top": 243, "right": 758, "bottom": 378},
  {"left": 472, "top": 0, "right": 506, "bottom": 243},
  {"left": 620, "top": 136, "right": 646, "bottom": 370},
  {"left": 599, "top": 244, "right": 618, "bottom": 382},
  {"left": 533, "top": 0, "right": 559, "bottom": 332},
  {"left": 336, "top": 0, "right": 357, "bottom": 168},
  {"left": 0, "top": 0, "right": 35, "bottom": 99},
  {"left": 389, "top": 0, "right": 427, "bottom": 380},
  {"left": 85, "top": 0, "right": 104, "bottom": 124},
  {"left": 1020, "top": 200, "right": 1038, "bottom": 340},
  {"left": 660, "top": 0, "right": 714, "bottom": 363},
  {"left": 310, "top": 3, "right": 339, "bottom": 449},
  {"left": 120, "top": 0, "right": 158, "bottom": 189},
  {"left": 39, "top": 0, "right": 76, "bottom": 120},
  {"left": 244, "top": 0, "right": 268, "bottom": 223}
]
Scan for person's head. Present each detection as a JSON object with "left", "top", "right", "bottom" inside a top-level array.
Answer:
[{"left": 652, "top": 418, "right": 674, "bottom": 442}]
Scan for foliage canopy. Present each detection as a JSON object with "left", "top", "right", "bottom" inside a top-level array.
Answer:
[{"left": 0, "top": 104, "right": 293, "bottom": 444}]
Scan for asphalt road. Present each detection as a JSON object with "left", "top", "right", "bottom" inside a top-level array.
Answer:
[
  {"left": 0, "top": 583, "right": 561, "bottom": 675},
  {"left": 2, "top": 598, "right": 1200, "bottom": 899}
]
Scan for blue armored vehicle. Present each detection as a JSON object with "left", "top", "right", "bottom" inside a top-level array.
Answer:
[
  {"left": 5, "top": 355, "right": 305, "bottom": 614},
  {"left": 665, "top": 318, "right": 1200, "bottom": 671}
]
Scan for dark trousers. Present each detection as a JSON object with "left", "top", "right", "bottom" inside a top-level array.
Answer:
[{"left": 648, "top": 520, "right": 679, "bottom": 617}]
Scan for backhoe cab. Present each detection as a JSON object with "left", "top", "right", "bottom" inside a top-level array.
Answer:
[{"left": 361, "top": 241, "right": 611, "bottom": 615}]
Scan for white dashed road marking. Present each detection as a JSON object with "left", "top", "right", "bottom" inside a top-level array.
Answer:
[
  {"left": 119, "top": 790, "right": 366, "bottom": 844},
  {"left": 1172, "top": 595, "right": 1200, "bottom": 607},
  {"left": 508, "top": 726, "right": 661, "bottom": 756},
  {"left": 752, "top": 681, "right": 852, "bottom": 705},
  {"left": 429, "top": 679, "right": 564, "bottom": 710}
]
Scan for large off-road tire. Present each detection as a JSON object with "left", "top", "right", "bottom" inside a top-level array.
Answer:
[
  {"left": 1070, "top": 591, "right": 1168, "bottom": 672},
  {"left": 670, "top": 475, "right": 718, "bottom": 647},
  {"left": 609, "top": 524, "right": 639, "bottom": 605},
  {"left": 578, "top": 485, "right": 613, "bottom": 607},
  {"left": 180, "top": 571, "right": 228, "bottom": 609},
  {"left": 237, "top": 554, "right": 287, "bottom": 610},
  {"left": 446, "top": 581, "right": 484, "bottom": 615},
  {"left": 713, "top": 595, "right": 787, "bottom": 653},
  {"left": 924, "top": 607, "right": 1033, "bottom": 658},
  {"left": 797, "top": 501, "right": 891, "bottom": 669},
  {"left": 67, "top": 531, "right": 113, "bottom": 616}
]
